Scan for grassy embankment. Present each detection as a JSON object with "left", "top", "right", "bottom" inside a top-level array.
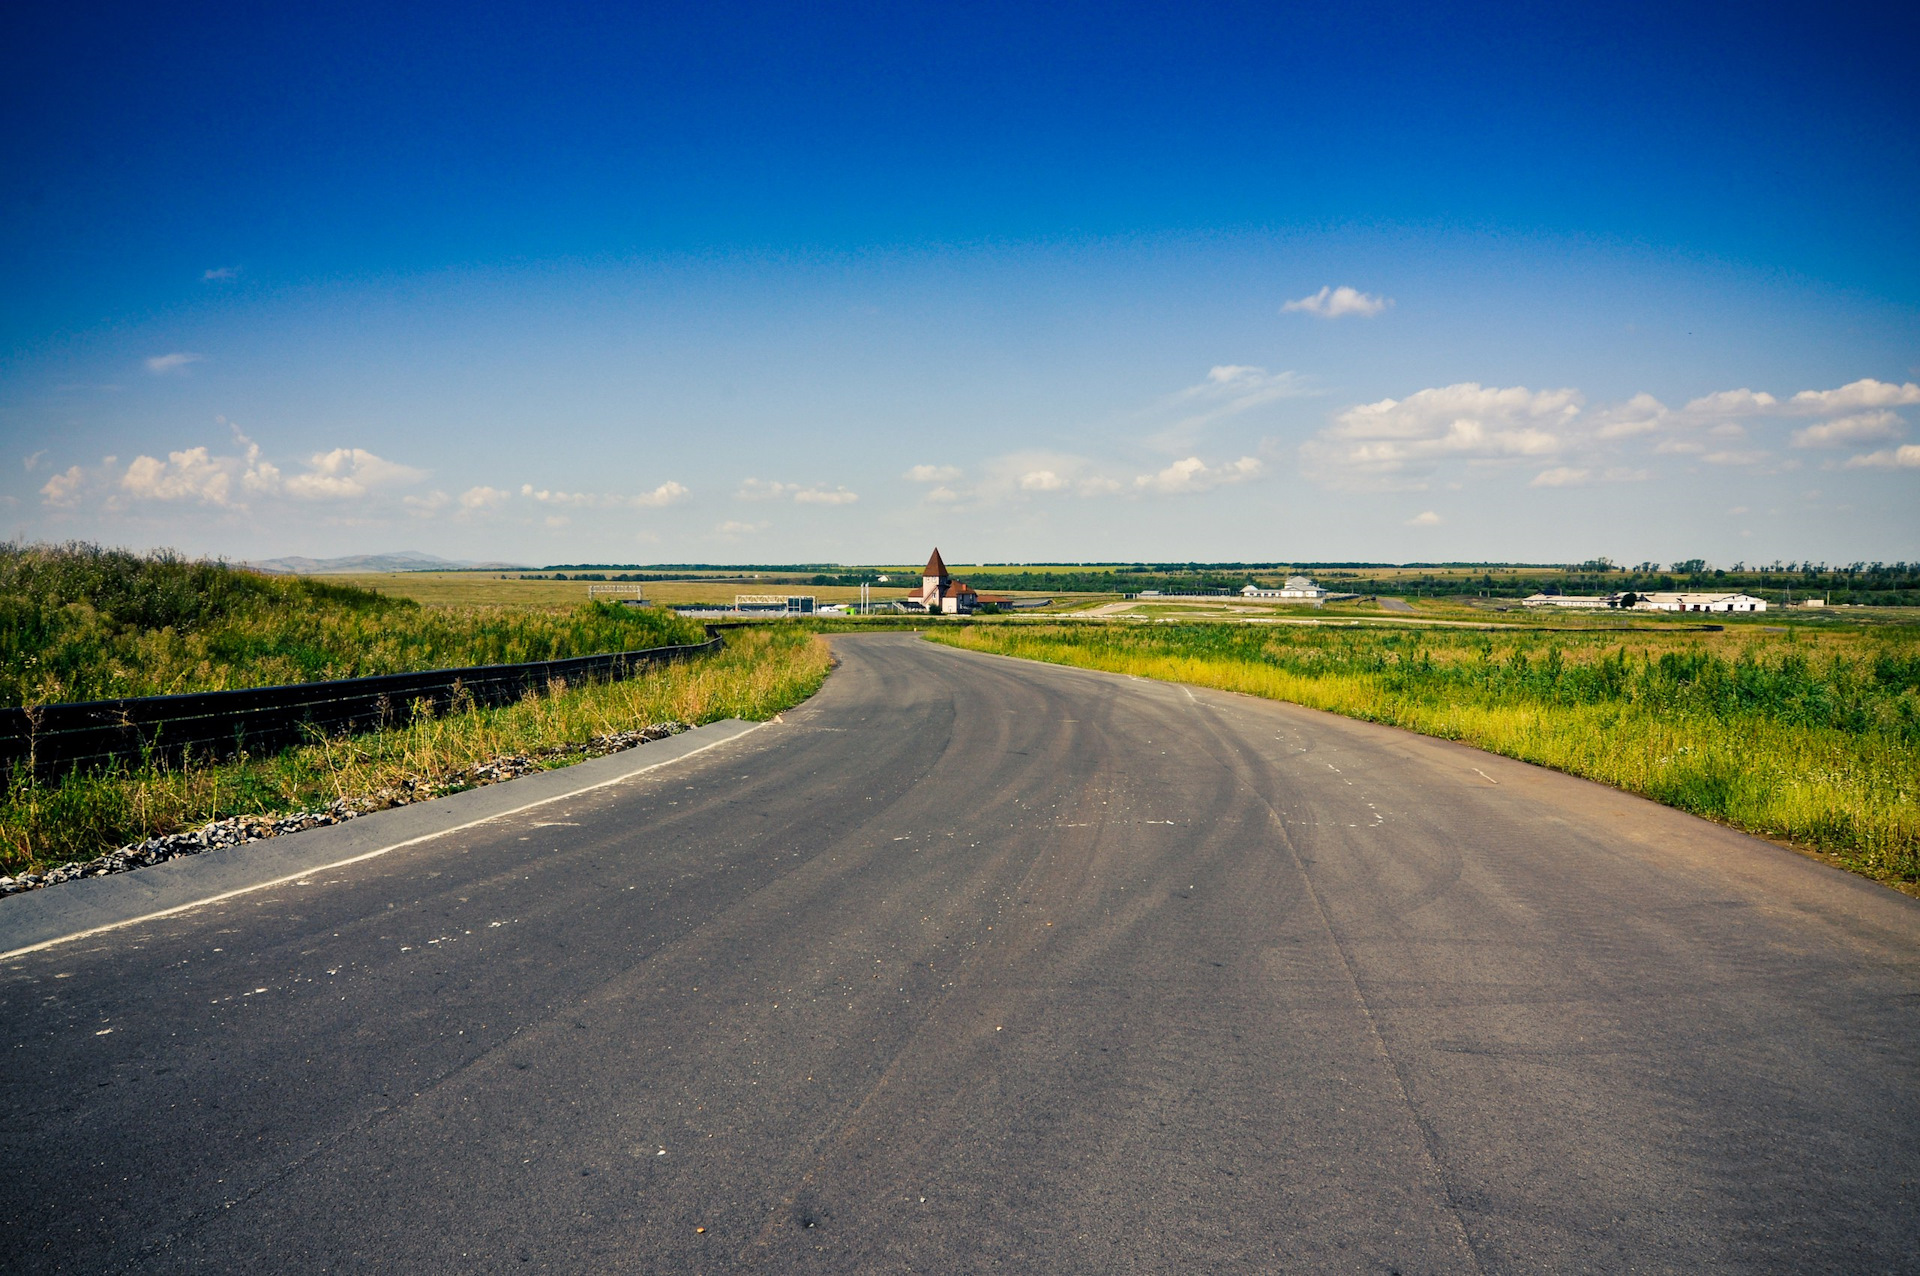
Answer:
[
  {"left": 930, "top": 621, "right": 1920, "bottom": 889},
  {"left": 0, "top": 545, "right": 830, "bottom": 872}
]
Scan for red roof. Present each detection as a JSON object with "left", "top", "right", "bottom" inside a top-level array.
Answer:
[{"left": 922, "top": 547, "right": 949, "bottom": 578}]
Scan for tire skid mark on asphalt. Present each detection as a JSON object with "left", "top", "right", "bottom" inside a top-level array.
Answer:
[
  {"left": 738, "top": 644, "right": 1133, "bottom": 1254},
  {"left": 1158, "top": 686, "right": 1490, "bottom": 1274}
]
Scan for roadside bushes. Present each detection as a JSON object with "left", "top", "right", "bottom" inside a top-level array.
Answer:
[
  {"left": 0, "top": 625, "right": 830, "bottom": 873},
  {"left": 1, "top": 543, "right": 707, "bottom": 706}
]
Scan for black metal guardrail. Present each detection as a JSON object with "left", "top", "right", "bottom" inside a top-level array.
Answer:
[{"left": 0, "top": 630, "right": 724, "bottom": 779}]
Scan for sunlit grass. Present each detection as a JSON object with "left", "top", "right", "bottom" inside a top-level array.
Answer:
[{"left": 931, "top": 623, "right": 1920, "bottom": 887}]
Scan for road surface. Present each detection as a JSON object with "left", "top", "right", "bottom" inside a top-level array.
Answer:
[{"left": 3, "top": 632, "right": 1916, "bottom": 1272}]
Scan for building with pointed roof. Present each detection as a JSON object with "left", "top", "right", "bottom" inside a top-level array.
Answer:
[{"left": 901, "top": 547, "right": 1008, "bottom": 614}]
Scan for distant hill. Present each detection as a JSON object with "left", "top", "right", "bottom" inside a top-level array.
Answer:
[{"left": 246, "top": 552, "right": 527, "bottom": 575}]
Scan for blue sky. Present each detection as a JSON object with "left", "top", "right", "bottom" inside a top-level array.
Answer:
[{"left": 5, "top": 0, "right": 1917, "bottom": 565}]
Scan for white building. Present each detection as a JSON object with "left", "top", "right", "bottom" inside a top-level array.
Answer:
[
  {"left": 1631, "top": 592, "right": 1768, "bottom": 613},
  {"left": 1522, "top": 593, "right": 1612, "bottom": 609},
  {"left": 1243, "top": 575, "right": 1327, "bottom": 601}
]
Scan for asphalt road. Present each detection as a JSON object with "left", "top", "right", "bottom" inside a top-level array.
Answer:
[{"left": 4, "top": 633, "right": 1917, "bottom": 1273}]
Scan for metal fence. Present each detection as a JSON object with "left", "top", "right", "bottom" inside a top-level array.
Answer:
[{"left": 0, "top": 631, "right": 723, "bottom": 779}]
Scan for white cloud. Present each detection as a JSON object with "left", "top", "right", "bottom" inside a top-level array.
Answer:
[
  {"left": 1788, "top": 379, "right": 1920, "bottom": 413},
  {"left": 1134, "top": 455, "right": 1263, "bottom": 494},
  {"left": 105, "top": 428, "right": 285, "bottom": 508},
  {"left": 286, "top": 448, "right": 426, "bottom": 500},
  {"left": 1302, "top": 383, "right": 1578, "bottom": 489},
  {"left": 1282, "top": 286, "right": 1390, "bottom": 319},
  {"left": 459, "top": 485, "right": 511, "bottom": 511},
  {"left": 121, "top": 448, "right": 234, "bottom": 504},
  {"left": 1020, "top": 470, "right": 1067, "bottom": 492},
  {"left": 1407, "top": 510, "right": 1442, "bottom": 526},
  {"left": 924, "top": 486, "right": 959, "bottom": 503},
  {"left": 1301, "top": 374, "right": 1920, "bottom": 494},
  {"left": 404, "top": 491, "right": 450, "bottom": 517},
  {"left": 632, "top": 480, "right": 690, "bottom": 508},
  {"left": 203, "top": 266, "right": 239, "bottom": 281},
  {"left": 1591, "top": 393, "right": 1671, "bottom": 439},
  {"left": 718, "top": 519, "right": 769, "bottom": 536},
  {"left": 792, "top": 485, "right": 858, "bottom": 505},
  {"left": 1683, "top": 388, "right": 1776, "bottom": 417},
  {"left": 40, "top": 465, "right": 86, "bottom": 508},
  {"left": 24, "top": 450, "right": 46, "bottom": 472},
  {"left": 144, "top": 352, "right": 203, "bottom": 374},
  {"left": 1844, "top": 444, "right": 1920, "bottom": 469},
  {"left": 736, "top": 478, "right": 800, "bottom": 501},
  {"left": 905, "top": 464, "right": 962, "bottom": 483},
  {"left": 1791, "top": 411, "right": 1903, "bottom": 448}
]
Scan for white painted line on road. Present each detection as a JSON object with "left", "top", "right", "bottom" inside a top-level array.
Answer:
[{"left": 0, "top": 722, "right": 767, "bottom": 962}]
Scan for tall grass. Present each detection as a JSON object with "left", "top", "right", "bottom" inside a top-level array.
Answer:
[
  {"left": 932, "top": 622, "right": 1920, "bottom": 887},
  {"left": 1, "top": 627, "right": 830, "bottom": 874},
  {"left": 1, "top": 542, "right": 708, "bottom": 705}
]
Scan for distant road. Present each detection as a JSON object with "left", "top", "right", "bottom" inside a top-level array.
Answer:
[
  {"left": 4, "top": 634, "right": 1917, "bottom": 1272},
  {"left": 1377, "top": 595, "right": 1415, "bottom": 611}
]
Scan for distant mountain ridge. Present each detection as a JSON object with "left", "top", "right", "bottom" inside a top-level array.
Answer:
[{"left": 246, "top": 552, "right": 527, "bottom": 574}]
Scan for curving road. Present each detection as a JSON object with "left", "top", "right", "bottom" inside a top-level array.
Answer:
[{"left": 3, "top": 633, "right": 1917, "bottom": 1272}]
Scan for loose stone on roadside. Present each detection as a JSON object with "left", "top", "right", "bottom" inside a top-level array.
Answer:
[{"left": 0, "top": 721, "right": 691, "bottom": 900}]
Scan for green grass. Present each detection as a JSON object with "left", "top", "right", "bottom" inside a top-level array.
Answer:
[
  {"left": 929, "top": 622, "right": 1920, "bottom": 888},
  {"left": 1, "top": 626, "right": 830, "bottom": 874},
  {"left": 2, "top": 542, "right": 707, "bottom": 705}
]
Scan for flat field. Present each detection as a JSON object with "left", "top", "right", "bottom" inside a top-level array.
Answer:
[
  {"left": 330, "top": 571, "right": 1079, "bottom": 609},
  {"left": 932, "top": 618, "right": 1920, "bottom": 890}
]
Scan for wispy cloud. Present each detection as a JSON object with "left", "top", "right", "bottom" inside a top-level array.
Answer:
[
  {"left": 905, "top": 464, "right": 962, "bottom": 483},
  {"left": 522, "top": 480, "right": 688, "bottom": 509},
  {"left": 202, "top": 266, "right": 239, "bottom": 281},
  {"left": 739, "top": 477, "right": 854, "bottom": 505},
  {"left": 1147, "top": 364, "right": 1310, "bottom": 452},
  {"left": 1282, "top": 286, "right": 1390, "bottom": 319},
  {"left": 717, "top": 519, "right": 769, "bottom": 537},
  {"left": 144, "top": 352, "right": 203, "bottom": 374},
  {"left": 1530, "top": 466, "right": 1590, "bottom": 488},
  {"left": 736, "top": 478, "right": 800, "bottom": 501},
  {"left": 792, "top": 485, "right": 858, "bottom": 506},
  {"left": 1407, "top": 510, "right": 1442, "bottom": 526},
  {"left": 24, "top": 450, "right": 46, "bottom": 472}
]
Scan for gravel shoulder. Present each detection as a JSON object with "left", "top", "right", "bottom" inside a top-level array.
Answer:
[{"left": 0, "top": 718, "right": 760, "bottom": 958}]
